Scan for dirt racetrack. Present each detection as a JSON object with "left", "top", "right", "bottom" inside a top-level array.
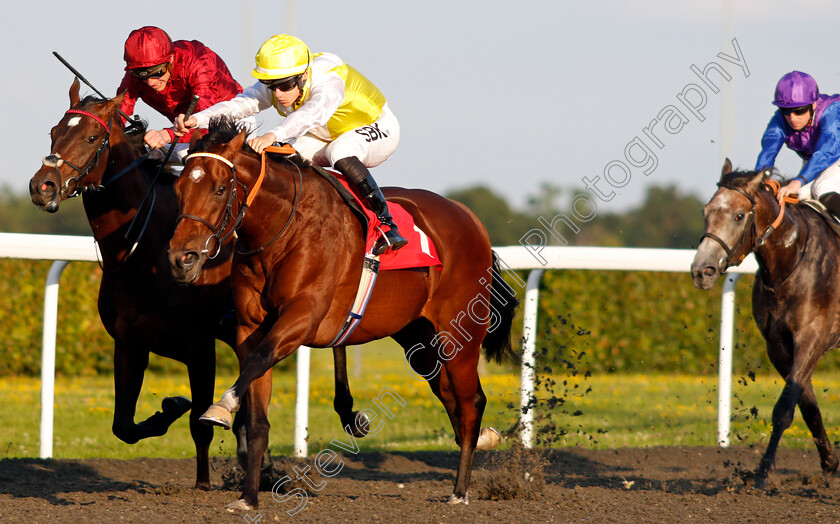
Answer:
[{"left": 2, "top": 445, "right": 840, "bottom": 523}]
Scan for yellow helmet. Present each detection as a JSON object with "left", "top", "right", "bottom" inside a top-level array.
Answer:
[{"left": 252, "top": 34, "right": 310, "bottom": 80}]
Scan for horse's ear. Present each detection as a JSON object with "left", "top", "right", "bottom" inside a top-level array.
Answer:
[
  {"left": 69, "top": 77, "right": 80, "bottom": 107},
  {"left": 229, "top": 128, "right": 248, "bottom": 152},
  {"left": 111, "top": 90, "right": 126, "bottom": 109},
  {"left": 745, "top": 169, "right": 766, "bottom": 194},
  {"left": 721, "top": 158, "right": 733, "bottom": 178},
  {"left": 188, "top": 129, "right": 202, "bottom": 150}
]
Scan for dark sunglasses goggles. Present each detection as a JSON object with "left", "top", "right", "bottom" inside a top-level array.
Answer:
[
  {"left": 130, "top": 63, "right": 169, "bottom": 79},
  {"left": 260, "top": 75, "right": 302, "bottom": 92},
  {"left": 780, "top": 105, "right": 812, "bottom": 116}
]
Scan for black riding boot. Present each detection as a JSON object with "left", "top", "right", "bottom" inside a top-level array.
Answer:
[
  {"left": 334, "top": 157, "right": 408, "bottom": 255},
  {"left": 819, "top": 192, "right": 840, "bottom": 219}
]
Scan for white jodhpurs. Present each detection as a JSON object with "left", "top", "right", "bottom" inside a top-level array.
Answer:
[
  {"left": 288, "top": 104, "right": 400, "bottom": 168},
  {"left": 799, "top": 156, "right": 840, "bottom": 200}
]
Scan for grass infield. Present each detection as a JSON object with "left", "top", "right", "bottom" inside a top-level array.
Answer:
[{"left": 3, "top": 339, "right": 839, "bottom": 459}]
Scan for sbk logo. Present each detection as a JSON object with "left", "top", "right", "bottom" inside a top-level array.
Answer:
[{"left": 355, "top": 123, "right": 389, "bottom": 142}]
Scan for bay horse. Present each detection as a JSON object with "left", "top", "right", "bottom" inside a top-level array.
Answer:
[
  {"left": 692, "top": 159, "right": 840, "bottom": 488},
  {"left": 167, "top": 116, "right": 516, "bottom": 510},
  {"left": 28, "top": 81, "right": 371, "bottom": 487}
]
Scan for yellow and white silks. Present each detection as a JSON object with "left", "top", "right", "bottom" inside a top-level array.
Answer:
[{"left": 192, "top": 52, "right": 400, "bottom": 169}]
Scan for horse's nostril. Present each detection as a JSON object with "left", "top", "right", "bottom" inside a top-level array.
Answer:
[
  {"left": 180, "top": 252, "right": 199, "bottom": 269},
  {"left": 703, "top": 266, "right": 716, "bottom": 277}
]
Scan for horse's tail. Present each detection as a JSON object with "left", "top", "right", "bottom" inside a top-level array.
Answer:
[{"left": 481, "top": 251, "right": 520, "bottom": 363}]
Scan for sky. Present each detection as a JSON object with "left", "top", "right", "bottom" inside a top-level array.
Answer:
[{"left": 3, "top": 0, "right": 838, "bottom": 215}]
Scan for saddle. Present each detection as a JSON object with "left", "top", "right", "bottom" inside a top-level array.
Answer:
[
  {"left": 801, "top": 199, "right": 840, "bottom": 237},
  {"left": 266, "top": 148, "right": 442, "bottom": 271}
]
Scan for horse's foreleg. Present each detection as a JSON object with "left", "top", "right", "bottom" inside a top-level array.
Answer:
[
  {"left": 187, "top": 345, "right": 216, "bottom": 490},
  {"left": 111, "top": 343, "right": 163, "bottom": 444},
  {"left": 333, "top": 346, "right": 369, "bottom": 438},
  {"left": 232, "top": 369, "right": 273, "bottom": 511},
  {"left": 202, "top": 300, "right": 318, "bottom": 429},
  {"left": 755, "top": 379, "right": 802, "bottom": 488},
  {"left": 112, "top": 342, "right": 192, "bottom": 445},
  {"left": 111, "top": 344, "right": 145, "bottom": 444},
  {"left": 798, "top": 381, "right": 839, "bottom": 481}
]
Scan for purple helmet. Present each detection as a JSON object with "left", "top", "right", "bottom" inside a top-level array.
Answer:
[{"left": 773, "top": 71, "right": 819, "bottom": 108}]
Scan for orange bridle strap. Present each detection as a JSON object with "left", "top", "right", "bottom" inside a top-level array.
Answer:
[{"left": 247, "top": 144, "right": 297, "bottom": 207}]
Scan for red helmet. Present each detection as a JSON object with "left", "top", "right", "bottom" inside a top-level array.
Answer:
[{"left": 123, "top": 26, "right": 173, "bottom": 70}]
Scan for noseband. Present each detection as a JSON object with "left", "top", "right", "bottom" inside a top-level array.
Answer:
[
  {"left": 42, "top": 109, "right": 112, "bottom": 198},
  {"left": 702, "top": 180, "right": 795, "bottom": 272}
]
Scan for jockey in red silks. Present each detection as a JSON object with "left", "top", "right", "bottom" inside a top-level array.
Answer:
[
  {"left": 175, "top": 34, "right": 407, "bottom": 255},
  {"left": 117, "top": 26, "right": 254, "bottom": 164},
  {"left": 756, "top": 71, "right": 840, "bottom": 214}
]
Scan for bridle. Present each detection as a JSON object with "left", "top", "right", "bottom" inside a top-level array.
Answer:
[
  {"left": 701, "top": 179, "right": 797, "bottom": 272},
  {"left": 41, "top": 107, "right": 151, "bottom": 200},
  {"left": 176, "top": 145, "right": 301, "bottom": 259},
  {"left": 42, "top": 109, "right": 112, "bottom": 198}
]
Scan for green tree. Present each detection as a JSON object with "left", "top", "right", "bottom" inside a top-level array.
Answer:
[
  {"left": 445, "top": 185, "right": 529, "bottom": 245},
  {"left": 0, "top": 185, "right": 90, "bottom": 235},
  {"left": 622, "top": 185, "right": 705, "bottom": 248}
]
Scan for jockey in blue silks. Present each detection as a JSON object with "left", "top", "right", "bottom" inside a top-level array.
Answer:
[{"left": 755, "top": 71, "right": 840, "bottom": 214}]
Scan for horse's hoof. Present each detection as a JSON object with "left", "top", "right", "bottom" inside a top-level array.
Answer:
[
  {"left": 753, "top": 476, "right": 767, "bottom": 490},
  {"left": 447, "top": 493, "right": 469, "bottom": 505},
  {"left": 200, "top": 405, "right": 232, "bottom": 430},
  {"left": 162, "top": 396, "right": 192, "bottom": 416},
  {"left": 350, "top": 411, "right": 370, "bottom": 438},
  {"left": 224, "top": 498, "right": 256, "bottom": 512},
  {"left": 476, "top": 427, "right": 501, "bottom": 451}
]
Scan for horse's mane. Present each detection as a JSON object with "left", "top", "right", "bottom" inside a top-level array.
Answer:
[
  {"left": 720, "top": 166, "right": 784, "bottom": 189},
  {"left": 196, "top": 115, "right": 311, "bottom": 170}
]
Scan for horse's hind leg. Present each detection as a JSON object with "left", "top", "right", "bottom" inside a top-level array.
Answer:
[
  {"left": 394, "top": 320, "right": 486, "bottom": 503},
  {"left": 439, "top": 347, "right": 486, "bottom": 503},
  {"left": 187, "top": 344, "right": 216, "bottom": 490},
  {"left": 798, "top": 381, "right": 839, "bottom": 480},
  {"left": 332, "top": 346, "right": 369, "bottom": 438}
]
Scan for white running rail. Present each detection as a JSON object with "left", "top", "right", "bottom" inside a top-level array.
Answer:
[{"left": 0, "top": 234, "right": 759, "bottom": 456}]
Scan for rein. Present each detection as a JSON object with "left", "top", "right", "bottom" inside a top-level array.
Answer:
[{"left": 178, "top": 144, "right": 301, "bottom": 258}]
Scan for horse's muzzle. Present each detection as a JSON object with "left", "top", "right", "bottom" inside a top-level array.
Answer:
[
  {"left": 168, "top": 249, "right": 204, "bottom": 284},
  {"left": 29, "top": 168, "right": 62, "bottom": 212},
  {"left": 691, "top": 263, "right": 719, "bottom": 290}
]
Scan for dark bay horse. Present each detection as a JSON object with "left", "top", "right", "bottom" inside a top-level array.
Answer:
[
  {"left": 167, "top": 117, "right": 516, "bottom": 510},
  {"left": 692, "top": 159, "right": 840, "bottom": 488},
  {"left": 29, "top": 79, "right": 237, "bottom": 489}
]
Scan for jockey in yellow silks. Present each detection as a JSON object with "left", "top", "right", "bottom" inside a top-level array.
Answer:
[{"left": 175, "top": 34, "right": 406, "bottom": 254}]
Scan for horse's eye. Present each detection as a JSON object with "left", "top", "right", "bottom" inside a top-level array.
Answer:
[
  {"left": 215, "top": 185, "right": 226, "bottom": 196},
  {"left": 735, "top": 213, "right": 745, "bottom": 221},
  {"left": 86, "top": 135, "right": 97, "bottom": 144}
]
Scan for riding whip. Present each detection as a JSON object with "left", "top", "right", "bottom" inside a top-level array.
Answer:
[
  {"left": 123, "top": 95, "right": 200, "bottom": 255},
  {"left": 52, "top": 51, "right": 140, "bottom": 130}
]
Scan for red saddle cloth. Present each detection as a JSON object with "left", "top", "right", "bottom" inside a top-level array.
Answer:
[{"left": 330, "top": 170, "right": 442, "bottom": 271}]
